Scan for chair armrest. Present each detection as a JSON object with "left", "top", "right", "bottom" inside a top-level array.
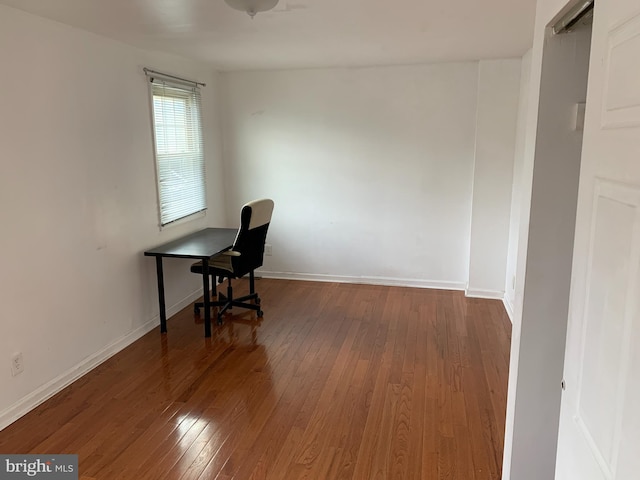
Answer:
[{"left": 221, "top": 250, "right": 241, "bottom": 257}]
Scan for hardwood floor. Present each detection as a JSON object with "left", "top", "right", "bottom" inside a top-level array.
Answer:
[{"left": 0, "top": 279, "right": 511, "bottom": 479}]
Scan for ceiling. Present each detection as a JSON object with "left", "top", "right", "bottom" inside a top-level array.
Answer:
[{"left": 0, "top": 0, "right": 537, "bottom": 71}]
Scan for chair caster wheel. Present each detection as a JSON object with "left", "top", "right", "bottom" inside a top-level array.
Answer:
[{"left": 257, "top": 310, "right": 264, "bottom": 318}]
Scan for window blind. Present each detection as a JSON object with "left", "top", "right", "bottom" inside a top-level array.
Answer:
[{"left": 150, "top": 78, "right": 206, "bottom": 226}]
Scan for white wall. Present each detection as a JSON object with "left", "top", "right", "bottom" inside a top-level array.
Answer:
[
  {"left": 0, "top": 6, "right": 225, "bottom": 428},
  {"left": 504, "top": 50, "right": 533, "bottom": 318},
  {"left": 502, "top": 0, "right": 592, "bottom": 477},
  {"left": 220, "top": 63, "right": 519, "bottom": 290},
  {"left": 467, "top": 59, "right": 521, "bottom": 299}
]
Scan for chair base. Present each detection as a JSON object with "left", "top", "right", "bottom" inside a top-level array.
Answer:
[{"left": 194, "top": 273, "right": 263, "bottom": 324}]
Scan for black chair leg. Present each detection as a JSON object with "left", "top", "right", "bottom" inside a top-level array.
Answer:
[
  {"left": 230, "top": 271, "right": 263, "bottom": 317},
  {"left": 214, "top": 277, "right": 232, "bottom": 324},
  {"left": 195, "top": 271, "right": 264, "bottom": 321},
  {"left": 194, "top": 275, "right": 219, "bottom": 314}
]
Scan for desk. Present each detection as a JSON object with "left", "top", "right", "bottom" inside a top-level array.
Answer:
[{"left": 144, "top": 227, "right": 237, "bottom": 337}]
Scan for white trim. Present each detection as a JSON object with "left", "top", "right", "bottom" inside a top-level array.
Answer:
[
  {"left": 0, "top": 288, "right": 203, "bottom": 431},
  {"left": 258, "top": 270, "right": 466, "bottom": 291},
  {"left": 159, "top": 209, "right": 206, "bottom": 231},
  {"left": 464, "top": 288, "right": 505, "bottom": 299},
  {"left": 503, "top": 296, "right": 515, "bottom": 323}
]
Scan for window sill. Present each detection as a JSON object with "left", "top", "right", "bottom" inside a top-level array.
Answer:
[{"left": 159, "top": 209, "right": 207, "bottom": 231}]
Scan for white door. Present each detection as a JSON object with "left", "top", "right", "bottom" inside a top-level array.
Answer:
[{"left": 556, "top": 0, "right": 640, "bottom": 479}]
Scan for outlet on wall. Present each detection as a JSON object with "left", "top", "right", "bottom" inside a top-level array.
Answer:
[
  {"left": 11, "top": 352, "right": 24, "bottom": 376},
  {"left": 265, "top": 244, "right": 272, "bottom": 256}
]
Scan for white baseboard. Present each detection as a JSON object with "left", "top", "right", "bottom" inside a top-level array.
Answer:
[
  {"left": 502, "top": 297, "right": 515, "bottom": 323},
  {"left": 0, "top": 289, "right": 202, "bottom": 432},
  {"left": 259, "top": 270, "right": 466, "bottom": 291},
  {"left": 464, "top": 288, "right": 505, "bottom": 300}
]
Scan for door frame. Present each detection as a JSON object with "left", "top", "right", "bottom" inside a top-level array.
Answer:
[{"left": 502, "top": 0, "right": 594, "bottom": 478}]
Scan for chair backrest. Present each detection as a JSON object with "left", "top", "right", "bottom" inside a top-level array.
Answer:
[{"left": 230, "top": 198, "right": 274, "bottom": 277}]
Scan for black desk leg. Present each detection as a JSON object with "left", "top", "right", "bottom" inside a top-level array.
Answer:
[
  {"left": 155, "top": 256, "right": 167, "bottom": 333},
  {"left": 202, "top": 259, "right": 211, "bottom": 337}
]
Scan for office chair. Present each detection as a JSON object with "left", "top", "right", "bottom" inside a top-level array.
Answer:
[{"left": 190, "top": 198, "right": 274, "bottom": 324}]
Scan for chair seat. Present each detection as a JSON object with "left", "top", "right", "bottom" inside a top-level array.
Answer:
[{"left": 190, "top": 252, "right": 233, "bottom": 275}]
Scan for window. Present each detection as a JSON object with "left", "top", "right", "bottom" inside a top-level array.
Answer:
[{"left": 149, "top": 78, "right": 206, "bottom": 226}]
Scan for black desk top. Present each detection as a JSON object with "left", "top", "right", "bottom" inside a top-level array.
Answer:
[{"left": 144, "top": 227, "right": 237, "bottom": 259}]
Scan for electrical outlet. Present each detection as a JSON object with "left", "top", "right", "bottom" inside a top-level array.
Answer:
[
  {"left": 265, "top": 244, "right": 272, "bottom": 256},
  {"left": 11, "top": 352, "right": 24, "bottom": 376}
]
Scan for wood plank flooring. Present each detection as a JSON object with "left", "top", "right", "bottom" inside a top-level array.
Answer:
[{"left": 0, "top": 279, "right": 512, "bottom": 479}]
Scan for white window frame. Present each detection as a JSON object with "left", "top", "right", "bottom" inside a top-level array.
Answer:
[{"left": 148, "top": 75, "right": 207, "bottom": 227}]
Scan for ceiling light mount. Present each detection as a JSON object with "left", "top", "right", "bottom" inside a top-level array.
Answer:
[{"left": 224, "top": 0, "right": 279, "bottom": 18}]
